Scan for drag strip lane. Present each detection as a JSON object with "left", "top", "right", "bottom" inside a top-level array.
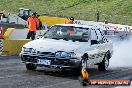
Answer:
[{"left": 0, "top": 56, "right": 131, "bottom": 88}]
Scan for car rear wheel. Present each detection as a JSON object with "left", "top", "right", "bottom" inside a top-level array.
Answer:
[
  {"left": 26, "top": 64, "right": 37, "bottom": 70},
  {"left": 98, "top": 53, "right": 109, "bottom": 71}
]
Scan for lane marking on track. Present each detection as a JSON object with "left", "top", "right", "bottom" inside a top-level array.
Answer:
[
  {"left": 90, "top": 68, "right": 132, "bottom": 79},
  {"left": 0, "top": 74, "right": 26, "bottom": 79},
  {"left": 38, "top": 80, "right": 76, "bottom": 88},
  {"left": 0, "top": 65, "right": 24, "bottom": 70}
]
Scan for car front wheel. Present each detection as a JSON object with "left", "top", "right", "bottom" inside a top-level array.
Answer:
[
  {"left": 26, "top": 64, "right": 37, "bottom": 70},
  {"left": 72, "top": 54, "right": 88, "bottom": 75}
]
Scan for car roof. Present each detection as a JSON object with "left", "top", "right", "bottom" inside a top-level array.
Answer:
[{"left": 55, "top": 24, "right": 99, "bottom": 29}]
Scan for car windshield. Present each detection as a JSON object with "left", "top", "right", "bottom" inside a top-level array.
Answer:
[{"left": 43, "top": 25, "right": 89, "bottom": 42}]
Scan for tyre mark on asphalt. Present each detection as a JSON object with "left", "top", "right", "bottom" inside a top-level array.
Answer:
[
  {"left": 90, "top": 68, "right": 132, "bottom": 80},
  {"left": 37, "top": 79, "right": 114, "bottom": 88},
  {"left": 0, "top": 72, "right": 73, "bottom": 88},
  {"left": 0, "top": 65, "right": 24, "bottom": 71},
  {"left": 0, "top": 62, "right": 22, "bottom": 68},
  {"left": 38, "top": 80, "right": 75, "bottom": 88},
  {"left": 0, "top": 65, "right": 132, "bottom": 81},
  {"left": 0, "top": 56, "right": 132, "bottom": 88},
  {"left": 0, "top": 74, "right": 26, "bottom": 79}
]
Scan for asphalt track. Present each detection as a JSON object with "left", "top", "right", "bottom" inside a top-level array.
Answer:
[{"left": 0, "top": 56, "right": 131, "bottom": 88}]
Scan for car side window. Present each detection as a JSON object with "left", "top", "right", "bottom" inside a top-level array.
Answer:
[
  {"left": 95, "top": 29, "right": 105, "bottom": 43},
  {"left": 91, "top": 29, "right": 98, "bottom": 45}
]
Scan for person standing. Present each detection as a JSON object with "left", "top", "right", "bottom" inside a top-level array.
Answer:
[
  {"left": 36, "top": 15, "right": 43, "bottom": 30},
  {"left": 65, "top": 17, "right": 75, "bottom": 24},
  {"left": 26, "top": 12, "right": 39, "bottom": 40},
  {"left": 96, "top": 11, "right": 100, "bottom": 22},
  {"left": 104, "top": 20, "right": 108, "bottom": 24}
]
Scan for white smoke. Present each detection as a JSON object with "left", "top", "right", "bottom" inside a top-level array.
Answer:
[{"left": 110, "top": 37, "right": 132, "bottom": 67}]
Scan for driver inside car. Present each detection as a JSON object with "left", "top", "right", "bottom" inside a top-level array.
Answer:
[{"left": 67, "top": 28, "right": 75, "bottom": 35}]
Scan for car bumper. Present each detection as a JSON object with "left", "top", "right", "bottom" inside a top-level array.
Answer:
[{"left": 20, "top": 53, "right": 81, "bottom": 69}]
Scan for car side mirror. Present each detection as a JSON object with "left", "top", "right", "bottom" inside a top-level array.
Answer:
[{"left": 91, "top": 40, "right": 98, "bottom": 45}]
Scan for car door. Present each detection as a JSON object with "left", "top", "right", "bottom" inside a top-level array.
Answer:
[
  {"left": 86, "top": 28, "right": 100, "bottom": 66},
  {"left": 94, "top": 28, "right": 108, "bottom": 62}
]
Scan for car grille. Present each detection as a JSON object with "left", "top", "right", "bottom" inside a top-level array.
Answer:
[
  {"left": 38, "top": 52, "right": 55, "bottom": 58},
  {"left": 37, "top": 52, "right": 73, "bottom": 66},
  {"left": 22, "top": 52, "right": 74, "bottom": 66},
  {"left": 52, "top": 59, "right": 72, "bottom": 66},
  {"left": 22, "top": 55, "right": 37, "bottom": 63}
]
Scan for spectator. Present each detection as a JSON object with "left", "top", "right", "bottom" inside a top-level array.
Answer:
[
  {"left": 65, "top": 17, "right": 75, "bottom": 24},
  {"left": 104, "top": 20, "right": 108, "bottom": 24},
  {"left": 26, "top": 12, "right": 39, "bottom": 40},
  {"left": 37, "top": 15, "right": 43, "bottom": 30},
  {"left": 96, "top": 11, "right": 100, "bottom": 22}
]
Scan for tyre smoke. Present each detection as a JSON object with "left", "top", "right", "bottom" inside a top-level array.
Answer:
[{"left": 110, "top": 37, "right": 132, "bottom": 67}]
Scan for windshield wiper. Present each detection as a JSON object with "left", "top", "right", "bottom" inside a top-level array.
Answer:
[
  {"left": 51, "top": 38, "right": 60, "bottom": 40},
  {"left": 62, "top": 37, "right": 68, "bottom": 41}
]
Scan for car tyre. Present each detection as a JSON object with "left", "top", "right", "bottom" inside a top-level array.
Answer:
[
  {"left": 26, "top": 64, "right": 37, "bottom": 70},
  {"left": 72, "top": 67, "right": 81, "bottom": 75},
  {"left": 73, "top": 54, "right": 88, "bottom": 75},
  {"left": 98, "top": 53, "right": 109, "bottom": 71}
]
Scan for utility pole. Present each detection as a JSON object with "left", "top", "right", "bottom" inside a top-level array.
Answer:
[{"left": 95, "top": 0, "right": 100, "bottom": 22}]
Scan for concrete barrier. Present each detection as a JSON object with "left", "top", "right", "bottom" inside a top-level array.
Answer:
[
  {"left": 3, "top": 39, "right": 30, "bottom": 55},
  {"left": 4, "top": 28, "right": 46, "bottom": 39},
  {"left": 4, "top": 28, "right": 14, "bottom": 39},
  {"left": 1, "top": 28, "right": 47, "bottom": 56},
  {"left": 38, "top": 16, "right": 68, "bottom": 26}
]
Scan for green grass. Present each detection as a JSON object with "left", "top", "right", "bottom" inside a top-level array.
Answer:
[{"left": 0, "top": 0, "right": 131, "bottom": 25}]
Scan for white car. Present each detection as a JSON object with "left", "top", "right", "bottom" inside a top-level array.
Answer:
[{"left": 20, "top": 24, "right": 113, "bottom": 72}]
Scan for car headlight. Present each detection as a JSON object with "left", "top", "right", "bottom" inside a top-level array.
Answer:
[
  {"left": 22, "top": 47, "right": 30, "bottom": 52},
  {"left": 68, "top": 52, "right": 76, "bottom": 57},
  {"left": 55, "top": 52, "right": 76, "bottom": 58},
  {"left": 22, "top": 47, "right": 36, "bottom": 53},
  {"left": 31, "top": 49, "right": 36, "bottom": 53}
]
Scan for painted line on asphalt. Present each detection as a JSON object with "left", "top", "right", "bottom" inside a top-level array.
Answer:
[
  {"left": 0, "top": 74, "right": 26, "bottom": 79},
  {"left": 38, "top": 80, "right": 76, "bottom": 88}
]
